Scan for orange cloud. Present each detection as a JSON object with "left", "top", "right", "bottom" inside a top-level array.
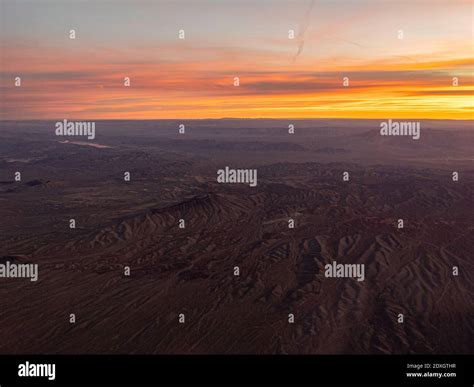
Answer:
[{"left": 1, "top": 41, "right": 472, "bottom": 120}]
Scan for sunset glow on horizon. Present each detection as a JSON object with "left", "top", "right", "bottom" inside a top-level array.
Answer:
[{"left": 1, "top": 0, "right": 473, "bottom": 120}]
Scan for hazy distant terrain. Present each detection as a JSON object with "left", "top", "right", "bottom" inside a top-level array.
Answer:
[{"left": 0, "top": 119, "right": 473, "bottom": 354}]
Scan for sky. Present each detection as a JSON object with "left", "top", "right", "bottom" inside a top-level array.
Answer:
[{"left": 0, "top": 0, "right": 473, "bottom": 120}]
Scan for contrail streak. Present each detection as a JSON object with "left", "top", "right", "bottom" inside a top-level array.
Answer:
[{"left": 293, "top": 0, "right": 315, "bottom": 63}]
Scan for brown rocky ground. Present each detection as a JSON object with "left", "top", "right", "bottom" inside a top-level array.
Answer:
[{"left": 0, "top": 119, "right": 472, "bottom": 354}]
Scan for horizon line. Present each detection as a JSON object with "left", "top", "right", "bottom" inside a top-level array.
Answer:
[{"left": 1, "top": 117, "right": 472, "bottom": 122}]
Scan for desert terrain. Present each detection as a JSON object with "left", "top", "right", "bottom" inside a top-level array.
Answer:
[{"left": 0, "top": 119, "right": 472, "bottom": 354}]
